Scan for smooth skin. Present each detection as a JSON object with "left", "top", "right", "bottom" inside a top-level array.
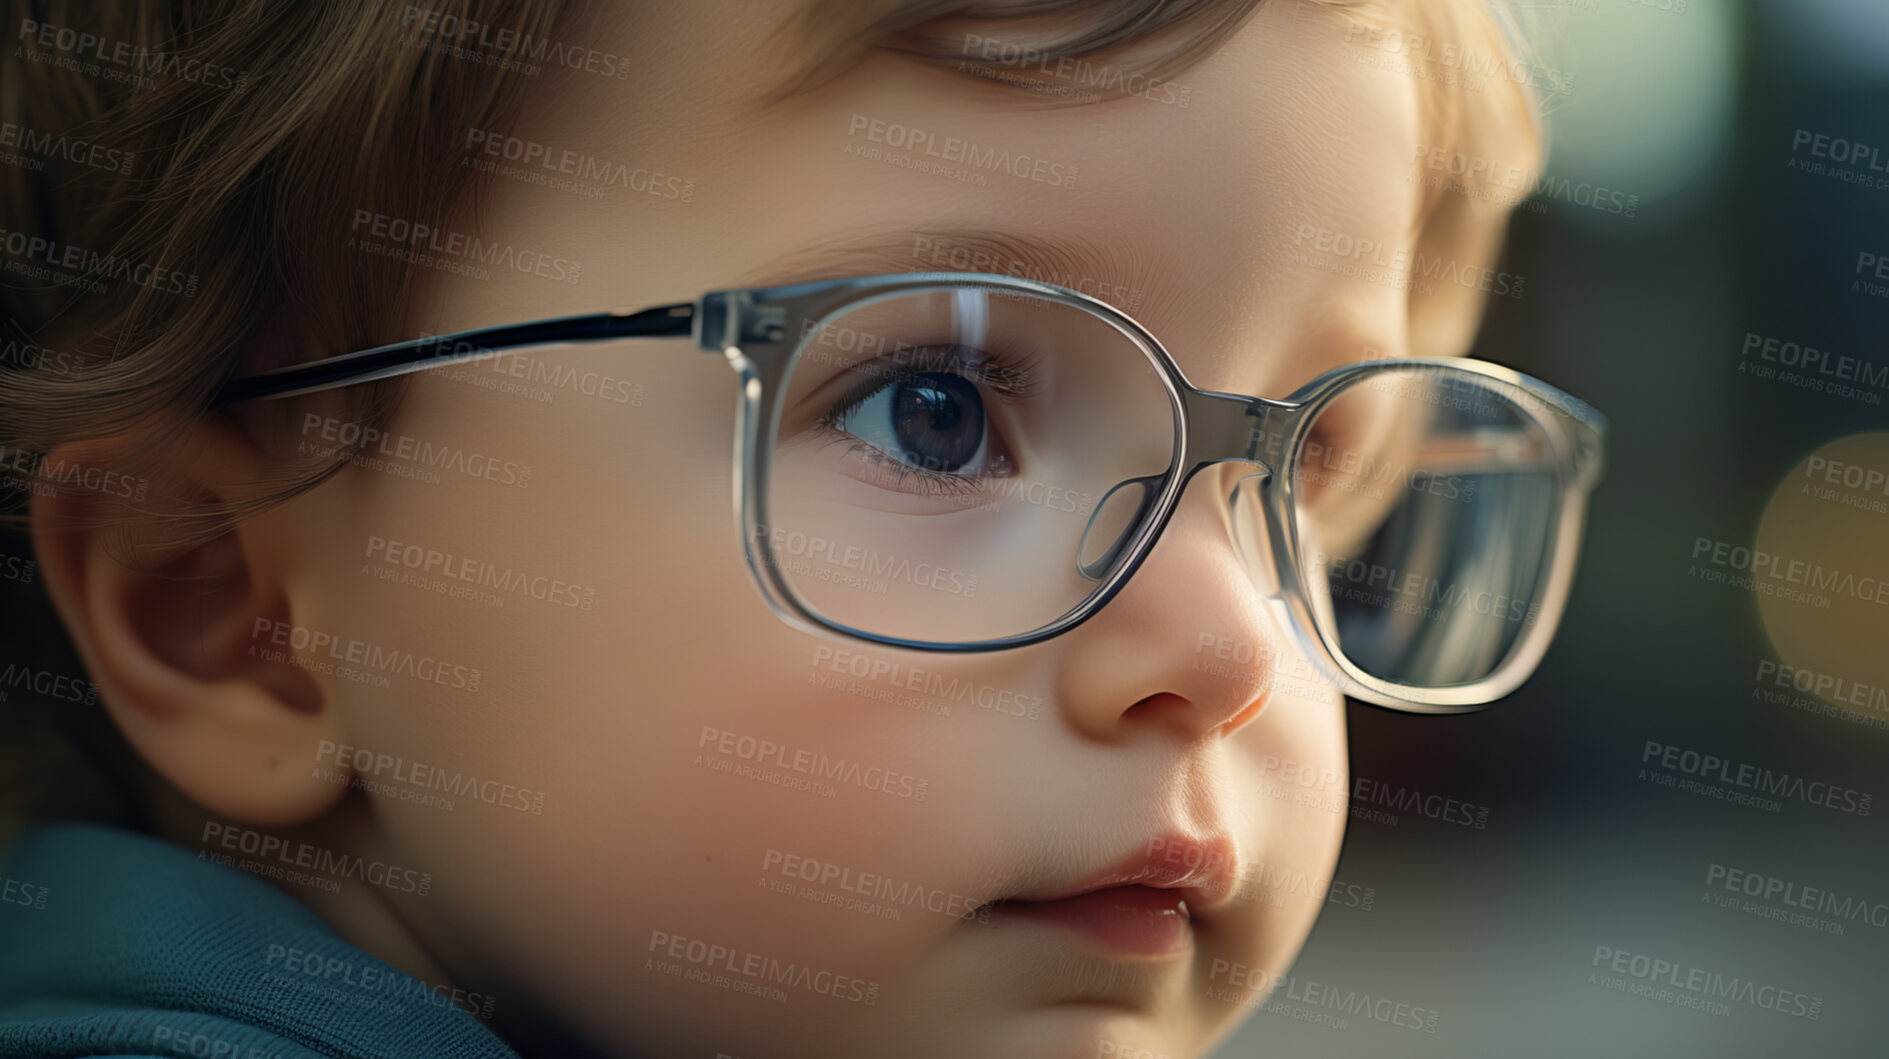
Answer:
[{"left": 32, "top": 1, "right": 1536, "bottom": 1056}]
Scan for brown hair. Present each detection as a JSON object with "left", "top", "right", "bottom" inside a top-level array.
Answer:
[{"left": 0, "top": 0, "right": 1539, "bottom": 832}]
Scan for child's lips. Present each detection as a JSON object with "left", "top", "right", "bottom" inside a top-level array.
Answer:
[
  {"left": 984, "top": 885, "right": 1194, "bottom": 959},
  {"left": 979, "top": 831, "right": 1240, "bottom": 959}
]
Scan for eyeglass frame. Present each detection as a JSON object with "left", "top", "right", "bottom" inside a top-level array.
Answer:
[{"left": 214, "top": 271, "right": 1609, "bottom": 715}]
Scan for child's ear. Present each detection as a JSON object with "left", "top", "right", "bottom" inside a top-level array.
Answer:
[{"left": 27, "top": 413, "right": 353, "bottom": 829}]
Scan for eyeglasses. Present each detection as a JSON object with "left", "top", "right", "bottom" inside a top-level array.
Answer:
[{"left": 216, "top": 272, "right": 1607, "bottom": 713}]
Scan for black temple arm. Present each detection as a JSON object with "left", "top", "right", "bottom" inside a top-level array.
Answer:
[{"left": 213, "top": 303, "right": 695, "bottom": 406}]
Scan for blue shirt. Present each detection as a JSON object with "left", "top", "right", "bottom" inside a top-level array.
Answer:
[{"left": 0, "top": 822, "right": 523, "bottom": 1059}]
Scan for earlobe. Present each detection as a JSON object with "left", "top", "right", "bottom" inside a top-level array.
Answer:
[{"left": 28, "top": 414, "right": 355, "bottom": 830}]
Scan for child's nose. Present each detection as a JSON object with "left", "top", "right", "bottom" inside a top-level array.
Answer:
[{"left": 1047, "top": 464, "right": 1292, "bottom": 743}]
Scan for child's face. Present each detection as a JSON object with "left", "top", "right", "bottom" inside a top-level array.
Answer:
[{"left": 251, "top": 2, "right": 1503, "bottom": 1056}]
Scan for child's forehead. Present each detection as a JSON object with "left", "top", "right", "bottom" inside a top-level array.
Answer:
[{"left": 757, "top": 0, "right": 1541, "bottom": 187}]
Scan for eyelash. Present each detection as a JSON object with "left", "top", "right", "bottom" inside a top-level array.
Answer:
[{"left": 814, "top": 343, "right": 1043, "bottom": 497}]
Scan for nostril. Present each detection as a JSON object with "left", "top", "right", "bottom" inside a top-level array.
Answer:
[{"left": 1119, "top": 690, "right": 1200, "bottom": 732}]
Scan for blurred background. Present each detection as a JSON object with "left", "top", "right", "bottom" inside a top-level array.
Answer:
[{"left": 1216, "top": 0, "right": 1889, "bottom": 1055}]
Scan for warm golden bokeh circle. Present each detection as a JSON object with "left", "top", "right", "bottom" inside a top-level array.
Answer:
[{"left": 1754, "top": 432, "right": 1889, "bottom": 721}]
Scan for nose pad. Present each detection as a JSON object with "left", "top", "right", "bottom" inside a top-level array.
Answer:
[
  {"left": 1228, "top": 468, "right": 1282, "bottom": 597},
  {"left": 1077, "top": 473, "right": 1164, "bottom": 581}
]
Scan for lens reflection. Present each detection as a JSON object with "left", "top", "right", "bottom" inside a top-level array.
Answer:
[
  {"left": 763, "top": 287, "right": 1176, "bottom": 643},
  {"left": 1292, "top": 367, "right": 1559, "bottom": 687}
]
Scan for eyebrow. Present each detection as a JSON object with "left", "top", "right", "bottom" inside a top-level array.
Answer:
[{"left": 735, "top": 226, "right": 1160, "bottom": 317}]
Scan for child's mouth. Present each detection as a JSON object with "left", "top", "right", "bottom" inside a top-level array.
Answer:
[
  {"left": 982, "top": 885, "right": 1195, "bottom": 959},
  {"left": 978, "top": 832, "right": 1238, "bottom": 959}
]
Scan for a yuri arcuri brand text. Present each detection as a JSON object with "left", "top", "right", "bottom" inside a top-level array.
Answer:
[
  {"left": 200, "top": 822, "right": 432, "bottom": 896},
  {"left": 398, "top": 5, "right": 630, "bottom": 79},
  {"left": 364, "top": 535, "right": 594, "bottom": 610},
  {"left": 1292, "top": 223, "right": 1526, "bottom": 299},
  {"left": 1755, "top": 659, "right": 1887, "bottom": 714},
  {"left": 1689, "top": 536, "right": 1889, "bottom": 607},
  {"left": 299, "top": 413, "right": 532, "bottom": 488},
  {"left": 1704, "top": 862, "right": 1887, "bottom": 934},
  {"left": 250, "top": 618, "right": 482, "bottom": 692},
  {"left": 316, "top": 740, "right": 545, "bottom": 814},
  {"left": 1640, "top": 740, "right": 1871, "bottom": 816},
  {"left": 759, "top": 849, "right": 990, "bottom": 923},
  {"left": 809, "top": 646, "right": 1043, "bottom": 720},
  {"left": 845, "top": 114, "right": 1077, "bottom": 190},
  {"left": 1207, "top": 961, "right": 1440, "bottom": 1032},
  {"left": 697, "top": 726, "right": 929, "bottom": 801},
  {"left": 464, "top": 128, "right": 693, "bottom": 201},
  {"left": 1316, "top": 547, "right": 1541, "bottom": 626},
  {"left": 1738, "top": 332, "right": 1887, "bottom": 404},
  {"left": 0, "top": 120, "right": 134, "bottom": 173},
  {"left": 263, "top": 944, "right": 497, "bottom": 1020},
  {"left": 0, "top": 662, "right": 97, "bottom": 705},
  {"left": 647, "top": 929, "right": 880, "bottom": 1006},
  {"left": 348, "top": 209, "right": 580, "bottom": 285},
  {"left": 0, "top": 445, "right": 150, "bottom": 502},
  {"left": 1589, "top": 945, "right": 1822, "bottom": 1020},
  {"left": 957, "top": 33, "right": 1193, "bottom": 106},
  {"left": 755, "top": 523, "right": 979, "bottom": 597},
  {"left": 0, "top": 225, "right": 196, "bottom": 296},
  {"left": 16, "top": 17, "right": 250, "bottom": 91}
]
